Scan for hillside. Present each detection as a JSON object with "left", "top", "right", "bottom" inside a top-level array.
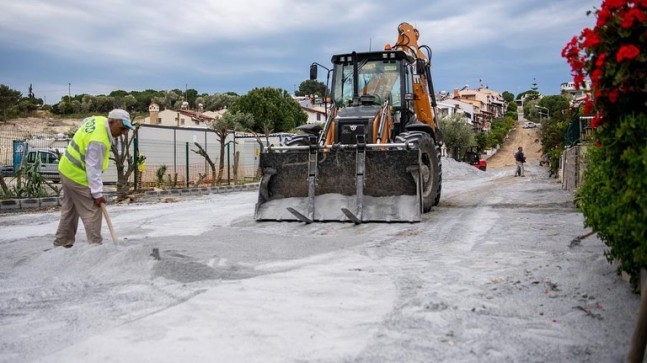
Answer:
[
  {"left": 487, "top": 120, "right": 542, "bottom": 168},
  {"left": 0, "top": 116, "right": 81, "bottom": 164}
]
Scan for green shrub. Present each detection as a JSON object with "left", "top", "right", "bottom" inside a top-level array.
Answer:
[{"left": 576, "top": 113, "right": 647, "bottom": 289}]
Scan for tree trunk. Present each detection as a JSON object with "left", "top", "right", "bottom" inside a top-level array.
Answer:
[
  {"left": 0, "top": 175, "right": 8, "bottom": 194},
  {"left": 217, "top": 133, "right": 227, "bottom": 185},
  {"left": 627, "top": 268, "right": 647, "bottom": 363}
]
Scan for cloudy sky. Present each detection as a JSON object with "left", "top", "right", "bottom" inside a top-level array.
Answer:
[{"left": 0, "top": 0, "right": 598, "bottom": 105}]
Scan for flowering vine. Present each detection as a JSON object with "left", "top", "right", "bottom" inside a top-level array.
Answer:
[{"left": 562, "top": 0, "right": 647, "bottom": 127}]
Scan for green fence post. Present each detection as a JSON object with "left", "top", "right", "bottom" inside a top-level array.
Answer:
[{"left": 185, "top": 142, "right": 189, "bottom": 188}]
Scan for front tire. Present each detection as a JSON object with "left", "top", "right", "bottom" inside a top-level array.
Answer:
[{"left": 395, "top": 131, "right": 441, "bottom": 212}]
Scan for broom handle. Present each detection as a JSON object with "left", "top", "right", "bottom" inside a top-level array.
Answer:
[{"left": 100, "top": 203, "right": 118, "bottom": 245}]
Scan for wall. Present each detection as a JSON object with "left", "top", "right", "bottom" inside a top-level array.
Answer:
[{"left": 561, "top": 145, "right": 589, "bottom": 191}]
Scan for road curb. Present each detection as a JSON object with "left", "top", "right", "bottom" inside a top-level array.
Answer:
[{"left": 0, "top": 183, "right": 260, "bottom": 213}]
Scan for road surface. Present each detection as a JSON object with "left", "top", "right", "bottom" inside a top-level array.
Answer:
[{"left": 0, "top": 159, "right": 640, "bottom": 362}]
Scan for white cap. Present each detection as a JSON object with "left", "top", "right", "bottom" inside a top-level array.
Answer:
[{"left": 107, "top": 109, "right": 133, "bottom": 129}]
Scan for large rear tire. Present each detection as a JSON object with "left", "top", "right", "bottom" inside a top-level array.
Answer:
[
  {"left": 395, "top": 131, "right": 441, "bottom": 212},
  {"left": 282, "top": 134, "right": 312, "bottom": 147}
]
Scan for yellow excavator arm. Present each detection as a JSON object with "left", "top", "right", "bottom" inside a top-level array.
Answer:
[{"left": 387, "top": 22, "right": 437, "bottom": 130}]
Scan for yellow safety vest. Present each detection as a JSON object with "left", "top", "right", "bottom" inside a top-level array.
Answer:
[{"left": 58, "top": 116, "right": 111, "bottom": 186}]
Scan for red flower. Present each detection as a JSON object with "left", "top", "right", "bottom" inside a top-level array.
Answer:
[
  {"left": 583, "top": 99, "right": 594, "bottom": 114},
  {"left": 582, "top": 29, "right": 602, "bottom": 48},
  {"left": 595, "top": 53, "right": 607, "bottom": 68},
  {"left": 616, "top": 44, "right": 641, "bottom": 62},
  {"left": 621, "top": 8, "right": 647, "bottom": 28},
  {"left": 591, "top": 114, "right": 604, "bottom": 128},
  {"left": 607, "top": 89, "right": 619, "bottom": 103},
  {"left": 591, "top": 68, "right": 604, "bottom": 83},
  {"left": 597, "top": 7, "right": 612, "bottom": 27},
  {"left": 604, "top": 0, "right": 626, "bottom": 10}
]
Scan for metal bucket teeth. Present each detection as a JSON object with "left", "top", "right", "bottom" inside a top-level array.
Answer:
[{"left": 255, "top": 148, "right": 422, "bottom": 223}]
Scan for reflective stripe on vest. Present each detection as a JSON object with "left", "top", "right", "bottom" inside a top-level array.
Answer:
[
  {"left": 63, "top": 140, "right": 85, "bottom": 170},
  {"left": 58, "top": 116, "right": 112, "bottom": 186}
]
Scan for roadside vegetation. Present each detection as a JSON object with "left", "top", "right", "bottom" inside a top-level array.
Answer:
[{"left": 563, "top": 0, "right": 646, "bottom": 290}]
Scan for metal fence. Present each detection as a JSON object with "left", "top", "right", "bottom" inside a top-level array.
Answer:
[
  {"left": 129, "top": 125, "right": 289, "bottom": 187},
  {"left": 3, "top": 122, "right": 293, "bottom": 187}
]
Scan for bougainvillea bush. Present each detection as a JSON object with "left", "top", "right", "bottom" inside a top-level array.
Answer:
[{"left": 563, "top": 0, "right": 646, "bottom": 289}]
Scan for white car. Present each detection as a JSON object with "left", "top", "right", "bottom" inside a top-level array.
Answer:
[{"left": 523, "top": 122, "right": 537, "bottom": 129}]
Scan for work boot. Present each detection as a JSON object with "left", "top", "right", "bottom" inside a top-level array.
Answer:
[{"left": 53, "top": 242, "right": 74, "bottom": 248}]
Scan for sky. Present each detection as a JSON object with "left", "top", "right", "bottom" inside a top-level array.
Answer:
[
  {"left": 0, "top": 0, "right": 600, "bottom": 105},
  {"left": 0, "top": 159, "right": 640, "bottom": 362}
]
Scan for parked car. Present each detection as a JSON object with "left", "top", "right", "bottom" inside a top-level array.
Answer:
[
  {"left": 523, "top": 121, "right": 538, "bottom": 129},
  {"left": 0, "top": 164, "right": 14, "bottom": 177},
  {"left": 23, "top": 149, "right": 61, "bottom": 182}
]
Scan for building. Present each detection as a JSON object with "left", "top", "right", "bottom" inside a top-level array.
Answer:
[
  {"left": 436, "top": 99, "right": 476, "bottom": 125},
  {"left": 143, "top": 103, "right": 226, "bottom": 128},
  {"left": 561, "top": 79, "right": 592, "bottom": 107},
  {"left": 295, "top": 96, "right": 328, "bottom": 124},
  {"left": 444, "top": 87, "right": 506, "bottom": 131}
]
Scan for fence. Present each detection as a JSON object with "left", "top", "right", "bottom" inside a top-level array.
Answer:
[
  {"left": 129, "top": 125, "right": 288, "bottom": 188},
  {"left": 561, "top": 144, "right": 590, "bottom": 192},
  {"left": 3, "top": 123, "right": 291, "bottom": 188}
]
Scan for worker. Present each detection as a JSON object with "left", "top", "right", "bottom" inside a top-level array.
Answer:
[
  {"left": 52, "top": 109, "right": 133, "bottom": 248},
  {"left": 514, "top": 146, "right": 526, "bottom": 177}
]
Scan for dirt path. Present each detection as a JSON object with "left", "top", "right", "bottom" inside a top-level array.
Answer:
[{"left": 487, "top": 119, "right": 542, "bottom": 168}]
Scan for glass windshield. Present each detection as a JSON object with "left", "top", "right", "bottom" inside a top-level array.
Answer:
[{"left": 332, "top": 59, "right": 402, "bottom": 107}]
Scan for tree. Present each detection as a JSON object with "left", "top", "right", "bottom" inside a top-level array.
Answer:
[
  {"left": 110, "top": 121, "right": 140, "bottom": 200},
  {"left": 0, "top": 84, "right": 22, "bottom": 121},
  {"left": 507, "top": 101, "right": 518, "bottom": 113},
  {"left": 475, "top": 131, "right": 488, "bottom": 153},
  {"left": 120, "top": 95, "right": 138, "bottom": 111},
  {"left": 95, "top": 96, "right": 115, "bottom": 113},
  {"left": 296, "top": 80, "right": 327, "bottom": 98},
  {"left": 152, "top": 90, "right": 181, "bottom": 110},
  {"left": 209, "top": 111, "right": 254, "bottom": 183},
  {"left": 438, "top": 114, "right": 475, "bottom": 159},
  {"left": 537, "top": 95, "right": 570, "bottom": 121},
  {"left": 539, "top": 111, "right": 572, "bottom": 176},
  {"left": 203, "top": 93, "right": 238, "bottom": 111},
  {"left": 15, "top": 98, "right": 38, "bottom": 116},
  {"left": 81, "top": 95, "right": 97, "bottom": 113},
  {"left": 502, "top": 91, "right": 515, "bottom": 103},
  {"left": 229, "top": 87, "right": 306, "bottom": 134},
  {"left": 191, "top": 142, "right": 217, "bottom": 186},
  {"left": 523, "top": 98, "right": 540, "bottom": 122},
  {"left": 487, "top": 116, "right": 517, "bottom": 149},
  {"left": 185, "top": 88, "right": 198, "bottom": 108}
]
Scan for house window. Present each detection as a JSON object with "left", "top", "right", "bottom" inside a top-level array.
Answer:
[
  {"left": 316, "top": 113, "right": 321, "bottom": 121},
  {"left": 157, "top": 118, "right": 162, "bottom": 124}
]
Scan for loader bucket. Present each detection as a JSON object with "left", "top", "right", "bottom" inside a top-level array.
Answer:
[{"left": 255, "top": 147, "right": 422, "bottom": 223}]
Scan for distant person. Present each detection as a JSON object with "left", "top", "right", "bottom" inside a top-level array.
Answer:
[
  {"left": 514, "top": 146, "right": 526, "bottom": 177},
  {"left": 52, "top": 109, "right": 133, "bottom": 248}
]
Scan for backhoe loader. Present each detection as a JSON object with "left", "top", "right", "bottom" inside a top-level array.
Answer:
[{"left": 255, "top": 22, "right": 443, "bottom": 223}]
